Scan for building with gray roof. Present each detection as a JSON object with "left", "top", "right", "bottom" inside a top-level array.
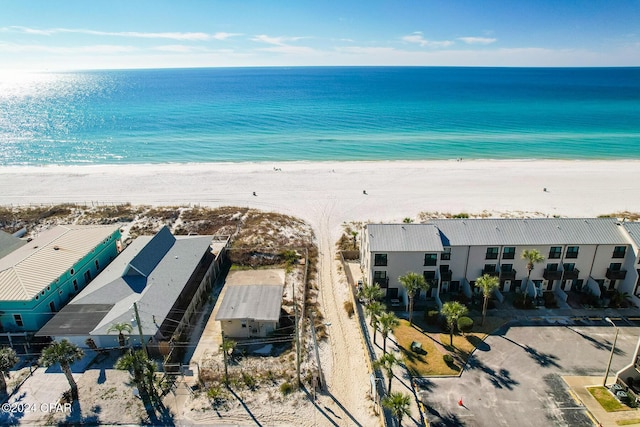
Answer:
[
  {"left": 360, "top": 218, "right": 640, "bottom": 310},
  {"left": 37, "top": 226, "right": 229, "bottom": 352},
  {"left": 215, "top": 269, "right": 285, "bottom": 338}
]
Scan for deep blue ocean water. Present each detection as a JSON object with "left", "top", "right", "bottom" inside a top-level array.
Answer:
[{"left": 0, "top": 67, "right": 638, "bottom": 165}]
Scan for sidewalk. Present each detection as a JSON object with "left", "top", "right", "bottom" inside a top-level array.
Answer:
[{"left": 564, "top": 375, "right": 640, "bottom": 427}]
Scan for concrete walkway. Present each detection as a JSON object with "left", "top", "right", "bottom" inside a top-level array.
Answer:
[{"left": 564, "top": 376, "right": 640, "bottom": 427}]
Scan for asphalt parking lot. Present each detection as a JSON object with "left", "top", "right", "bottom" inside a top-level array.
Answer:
[{"left": 417, "top": 317, "right": 639, "bottom": 427}]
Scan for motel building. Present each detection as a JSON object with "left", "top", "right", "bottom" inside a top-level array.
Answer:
[
  {"left": 0, "top": 225, "right": 123, "bottom": 351},
  {"left": 360, "top": 218, "right": 640, "bottom": 310}
]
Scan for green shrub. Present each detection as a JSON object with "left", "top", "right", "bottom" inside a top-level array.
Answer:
[
  {"left": 457, "top": 316, "right": 474, "bottom": 334},
  {"left": 280, "top": 381, "right": 294, "bottom": 396},
  {"left": 443, "top": 354, "right": 454, "bottom": 365},
  {"left": 453, "top": 213, "right": 469, "bottom": 218},
  {"left": 242, "top": 372, "right": 257, "bottom": 390}
]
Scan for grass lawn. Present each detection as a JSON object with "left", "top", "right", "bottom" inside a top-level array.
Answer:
[
  {"left": 617, "top": 419, "right": 640, "bottom": 426},
  {"left": 393, "top": 316, "right": 506, "bottom": 376},
  {"left": 587, "top": 386, "right": 632, "bottom": 412}
]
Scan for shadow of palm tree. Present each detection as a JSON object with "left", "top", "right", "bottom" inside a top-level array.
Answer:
[
  {"left": 565, "top": 326, "right": 626, "bottom": 355},
  {"left": 466, "top": 355, "right": 519, "bottom": 390},
  {"left": 56, "top": 402, "right": 101, "bottom": 426},
  {"left": 466, "top": 335, "right": 490, "bottom": 351},
  {"left": 523, "top": 345, "right": 561, "bottom": 368}
]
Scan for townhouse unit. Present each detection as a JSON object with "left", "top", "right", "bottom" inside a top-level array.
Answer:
[
  {"left": 361, "top": 218, "right": 640, "bottom": 308},
  {"left": 0, "top": 225, "right": 122, "bottom": 341}
]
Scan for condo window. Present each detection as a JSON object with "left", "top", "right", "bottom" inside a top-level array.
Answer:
[
  {"left": 374, "top": 254, "right": 388, "bottom": 266},
  {"left": 485, "top": 247, "right": 499, "bottom": 260},
  {"left": 424, "top": 253, "right": 437, "bottom": 266},
  {"left": 374, "top": 271, "right": 388, "bottom": 288},
  {"left": 441, "top": 248, "right": 451, "bottom": 260},
  {"left": 502, "top": 247, "right": 515, "bottom": 260},
  {"left": 13, "top": 314, "right": 23, "bottom": 327},
  {"left": 613, "top": 246, "right": 626, "bottom": 259},
  {"left": 563, "top": 263, "right": 575, "bottom": 272},
  {"left": 483, "top": 264, "right": 497, "bottom": 273},
  {"left": 546, "top": 263, "right": 559, "bottom": 271},
  {"left": 566, "top": 246, "right": 579, "bottom": 259},
  {"left": 549, "top": 247, "right": 562, "bottom": 259},
  {"left": 502, "top": 264, "right": 513, "bottom": 272},
  {"left": 609, "top": 263, "right": 622, "bottom": 271},
  {"left": 423, "top": 271, "right": 436, "bottom": 284},
  {"left": 439, "top": 264, "right": 450, "bottom": 273}
]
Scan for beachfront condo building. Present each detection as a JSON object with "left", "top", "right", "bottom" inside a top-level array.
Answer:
[
  {"left": 360, "top": 218, "right": 640, "bottom": 310},
  {"left": 0, "top": 225, "right": 122, "bottom": 346}
]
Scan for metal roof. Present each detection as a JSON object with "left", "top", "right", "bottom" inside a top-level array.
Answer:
[
  {"left": 623, "top": 222, "right": 640, "bottom": 248},
  {"left": 0, "top": 231, "right": 27, "bottom": 259},
  {"left": 37, "top": 226, "right": 224, "bottom": 337},
  {"left": 0, "top": 225, "right": 120, "bottom": 301},
  {"left": 366, "top": 224, "right": 443, "bottom": 252},
  {"left": 427, "top": 218, "right": 629, "bottom": 246},
  {"left": 215, "top": 284, "right": 284, "bottom": 322},
  {"left": 36, "top": 304, "right": 115, "bottom": 336}
]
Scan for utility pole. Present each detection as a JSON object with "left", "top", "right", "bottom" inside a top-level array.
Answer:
[{"left": 133, "top": 302, "right": 147, "bottom": 355}]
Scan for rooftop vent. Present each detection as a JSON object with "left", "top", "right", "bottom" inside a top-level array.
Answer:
[{"left": 53, "top": 246, "right": 60, "bottom": 251}]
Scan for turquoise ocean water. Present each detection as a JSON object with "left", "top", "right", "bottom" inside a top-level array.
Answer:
[{"left": 0, "top": 67, "right": 638, "bottom": 166}]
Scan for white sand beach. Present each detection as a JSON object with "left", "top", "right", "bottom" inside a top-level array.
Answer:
[
  {"left": 2, "top": 159, "right": 639, "bottom": 233},
  {"left": 2, "top": 159, "right": 640, "bottom": 426}
]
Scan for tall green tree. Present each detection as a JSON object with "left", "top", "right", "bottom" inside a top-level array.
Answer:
[
  {"left": 441, "top": 301, "right": 469, "bottom": 347},
  {"left": 382, "top": 392, "right": 412, "bottom": 427},
  {"left": 475, "top": 274, "right": 500, "bottom": 326},
  {"left": 399, "top": 272, "right": 429, "bottom": 325},
  {"left": 39, "top": 340, "right": 84, "bottom": 400},
  {"left": 115, "top": 349, "right": 158, "bottom": 402},
  {"left": 220, "top": 337, "right": 237, "bottom": 386},
  {"left": 108, "top": 322, "right": 133, "bottom": 348},
  {"left": 378, "top": 311, "right": 400, "bottom": 354},
  {"left": 365, "top": 300, "right": 385, "bottom": 344},
  {"left": 521, "top": 249, "right": 545, "bottom": 302},
  {"left": 361, "top": 283, "right": 384, "bottom": 306},
  {"left": 0, "top": 347, "right": 19, "bottom": 396},
  {"left": 374, "top": 352, "right": 399, "bottom": 393}
]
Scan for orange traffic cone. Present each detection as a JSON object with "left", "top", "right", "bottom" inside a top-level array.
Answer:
[{"left": 458, "top": 398, "right": 463, "bottom": 407}]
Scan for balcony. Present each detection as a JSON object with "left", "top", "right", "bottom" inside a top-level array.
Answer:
[
  {"left": 373, "top": 277, "right": 389, "bottom": 288},
  {"left": 543, "top": 269, "right": 563, "bottom": 280},
  {"left": 606, "top": 268, "right": 627, "bottom": 280},
  {"left": 481, "top": 268, "right": 499, "bottom": 277},
  {"left": 440, "top": 270, "right": 452, "bottom": 281},
  {"left": 500, "top": 269, "right": 516, "bottom": 280},
  {"left": 562, "top": 269, "right": 580, "bottom": 280}
]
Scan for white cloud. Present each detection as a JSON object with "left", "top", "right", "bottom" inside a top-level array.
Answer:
[
  {"left": 250, "top": 34, "right": 305, "bottom": 46},
  {"left": 401, "top": 32, "right": 454, "bottom": 48},
  {"left": 2, "top": 26, "right": 240, "bottom": 41},
  {"left": 458, "top": 37, "right": 497, "bottom": 45},
  {"left": 0, "top": 41, "right": 136, "bottom": 54},
  {"left": 153, "top": 45, "right": 210, "bottom": 53}
]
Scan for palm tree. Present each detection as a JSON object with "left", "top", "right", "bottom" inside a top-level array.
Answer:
[
  {"left": 39, "top": 340, "right": 84, "bottom": 400},
  {"left": 0, "top": 347, "right": 19, "bottom": 396},
  {"left": 365, "top": 300, "right": 385, "bottom": 344},
  {"left": 220, "top": 337, "right": 236, "bottom": 386},
  {"left": 398, "top": 272, "right": 429, "bottom": 325},
  {"left": 441, "top": 301, "right": 469, "bottom": 347},
  {"left": 115, "top": 349, "right": 158, "bottom": 402},
  {"left": 521, "top": 249, "right": 545, "bottom": 302},
  {"left": 108, "top": 322, "right": 133, "bottom": 348},
  {"left": 362, "top": 283, "right": 384, "bottom": 306},
  {"left": 378, "top": 311, "right": 400, "bottom": 354},
  {"left": 475, "top": 274, "right": 500, "bottom": 326},
  {"left": 382, "top": 391, "right": 412, "bottom": 427},
  {"left": 374, "top": 352, "right": 399, "bottom": 393}
]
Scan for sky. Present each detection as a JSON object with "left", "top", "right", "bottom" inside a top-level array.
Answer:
[{"left": 1, "top": 0, "right": 639, "bottom": 71}]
